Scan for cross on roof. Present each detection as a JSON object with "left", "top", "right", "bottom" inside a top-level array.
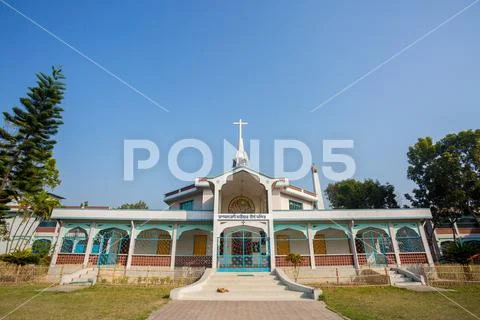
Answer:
[{"left": 233, "top": 119, "right": 248, "bottom": 140}]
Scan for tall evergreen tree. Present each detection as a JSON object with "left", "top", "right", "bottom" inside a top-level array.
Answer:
[{"left": 0, "top": 67, "right": 65, "bottom": 236}]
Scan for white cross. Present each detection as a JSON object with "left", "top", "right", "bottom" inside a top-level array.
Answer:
[{"left": 233, "top": 119, "right": 248, "bottom": 139}]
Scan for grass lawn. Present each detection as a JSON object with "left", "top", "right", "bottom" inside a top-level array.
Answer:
[
  {"left": 0, "top": 284, "right": 170, "bottom": 320},
  {"left": 322, "top": 285, "right": 480, "bottom": 320}
]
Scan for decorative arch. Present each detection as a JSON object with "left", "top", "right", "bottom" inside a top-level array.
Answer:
[
  {"left": 94, "top": 224, "right": 131, "bottom": 238},
  {"left": 93, "top": 227, "right": 130, "bottom": 255},
  {"left": 228, "top": 196, "right": 255, "bottom": 213},
  {"left": 218, "top": 221, "right": 268, "bottom": 235},
  {"left": 396, "top": 226, "right": 424, "bottom": 252},
  {"left": 135, "top": 224, "right": 173, "bottom": 238},
  {"left": 273, "top": 224, "right": 307, "bottom": 238},
  {"left": 312, "top": 224, "right": 350, "bottom": 237},
  {"left": 177, "top": 224, "right": 213, "bottom": 240},
  {"left": 355, "top": 226, "right": 394, "bottom": 254},
  {"left": 61, "top": 227, "right": 88, "bottom": 254}
]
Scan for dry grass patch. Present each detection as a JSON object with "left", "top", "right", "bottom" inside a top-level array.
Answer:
[{"left": 0, "top": 284, "right": 170, "bottom": 320}]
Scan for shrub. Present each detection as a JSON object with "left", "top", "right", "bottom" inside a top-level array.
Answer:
[
  {"left": 0, "top": 249, "right": 40, "bottom": 265},
  {"left": 286, "top": 253, "right": 304, "bottom": 281},
  {"left": 443, "top": 241, "right": 479, "bottom": 265}
]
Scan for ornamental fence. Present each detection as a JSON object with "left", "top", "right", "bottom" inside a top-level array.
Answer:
[
  {"left": 96, "top": 266, "right": 203, "bottom": 287},
  {"left": 0, "top": 263, "right": 49, "bottom": 284},
  {"left": 423, "top": 264, "right": 480, "bottom": 286},
  {"left": 282, "top": 267, "right": 391, "bottom": 287}
]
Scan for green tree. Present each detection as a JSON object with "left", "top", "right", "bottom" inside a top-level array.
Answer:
[
  {"left": 325, "top": 179, "right": 399, "bottom": 209},
  {"left": 405, "top": 130, "right": 480, "bottom": 239},
  {"left": 0, "top": 67, "right": 65, "bottom": 236},
  {"left": 118, "top": 200, "right": 149, "bottom": 209}
]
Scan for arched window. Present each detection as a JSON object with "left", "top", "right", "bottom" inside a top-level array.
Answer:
[
  {"left": 95, "top": 228, "right": 130, "bottom": 255},
  {"left": 355, "top": 227, "right": 393, "bottom": 254},
  {"left": 61, "top": 227, "right": 88, "bottom": 253},
  {"left": 396, "top": 227, "right": 424, "bottom": 253}
]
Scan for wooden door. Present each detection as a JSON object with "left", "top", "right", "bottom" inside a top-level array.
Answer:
[
  {"left": 313, "top": 234, "right": 326, "bottom": 254},
  {"left": 193, "top": 235, "right": 207, "bottom": 256},
  {"left": 276, "top": 235, "right": 290, "bottom": 255}
]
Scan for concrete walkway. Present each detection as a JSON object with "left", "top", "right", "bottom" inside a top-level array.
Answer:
[{"left": 149, "top": 300, "right": 343, "bottom": 320}]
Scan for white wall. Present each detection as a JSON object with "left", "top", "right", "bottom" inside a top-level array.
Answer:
[
  {"left": 0, "top": 215, "right": 41, "bottom": 254},
  {"left": 314, "top": 229, "right": 351, "bottom": 254},
  {"left": 175, "top": 230, "right": 213, "bottom": 256},
  {"left": 272, "top": 192, "right": 314, "bottom": 210},
  {"left": 274, "top": 229, "right": 309, "bottom": 255}
]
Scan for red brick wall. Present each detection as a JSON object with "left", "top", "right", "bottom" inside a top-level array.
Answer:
[
  {"left": 399, "top": 253, "right": 428, "bottom": 264},
  {"left": 175, "top": 256, "right": 212, "bottom": 267},
  {"left": 88, "top": 254, "right": 98, "bottom": 265},
  {"left": 131, "top": 255, "right": 171, "bottom": 267},
  {"left": 56, "top": 254, "right": 84, "bottom": 264},
  {"left": 117, "top": 255, "right": 127, "bottom": 266},
  {"left": 275, "top": 256, "right": 311, "bottom": 267},
  {"left": 315, "top": 255, "right": 354, "bottom": 266}
]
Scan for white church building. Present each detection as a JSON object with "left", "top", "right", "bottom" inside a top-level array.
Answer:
[{"left": 44, "top": 121, "right": 434, "bottom": 277}]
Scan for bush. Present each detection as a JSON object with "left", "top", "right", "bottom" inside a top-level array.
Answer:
[
  {"left": 443, "top": 241, "right": 479, "bottom": 265},
  {"left": 0, "top": 249, "right": 41, "bottom": 265}
]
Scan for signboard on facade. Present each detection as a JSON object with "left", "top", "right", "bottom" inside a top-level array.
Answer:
[{"left": 218, "top": 213, "right": 267, "bottom": 220}]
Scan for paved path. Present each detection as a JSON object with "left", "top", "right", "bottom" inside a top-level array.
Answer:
[{"left": 149, "top": 300, "right": 343, "bottom": 320}]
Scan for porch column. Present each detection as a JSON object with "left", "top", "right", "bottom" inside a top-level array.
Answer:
[
  {"left": 307, "top": 223, "right": 316, "bottom": 269},
  {"left": 170, "top": 224, "right": 178, "bottom": 270},
  {"left": 348, "top": 221, "right": 359, "bottom": 271},
  {"left": 211, "top": 186, "right": 221, "bottom": 270},
  {"left": 126, "top": 221, "right": 136, "bottom": 269},
  {"left": 50, "top": 221, "right": 64, "bottom": 267},
  {"left": 388, "top": 222, "right": 401, "bottom": 266},
  {"left": 418, "top": 221, "right": 435, "bottom": 266},
  {"left": 83, "top": 222, "right": 96, "bottom": 267},
  {"left": 266, "top": 186, "right": 276, "bottom": 270}
]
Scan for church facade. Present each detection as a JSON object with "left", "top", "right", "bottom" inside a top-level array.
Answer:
[{"left": 46, "top": 122, "right": 435, "bottom": 274}]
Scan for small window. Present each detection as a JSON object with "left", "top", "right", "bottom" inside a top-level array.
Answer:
[
  {"left": 289, "top": 200, "right": 303, "bottom": 210},
  {"left": 180, "top": 200, "right": 194, "bottom": 211}
]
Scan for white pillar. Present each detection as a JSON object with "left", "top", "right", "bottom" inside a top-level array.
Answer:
[
  {"left": 170, "top": 224, "right": 178, "bottom": 270},
  {"left": 211, "top": 186, "right": 221, "bottom": 270},
  {"left": 50, "top": 221, "right": 64, "bottom": 267},
  {"left": 126, "top": 221, "right": 136, "bottom": 270},
  {"left": 266, "top": 186, "right": 276, "bottom": 270},
  {"left": 388, "top": 222, "right": 401, "bottom": 266},
  {"left": 83, "top": 223, "right": 96, "bottom": 267},
  {"left": 349, "top": 221, "right": 360, "bottom": 271},
  {"left": 418, "top": 221, "right": 435, "bottom": 266},
  {"left": 307, "top": 223, "right": 316, "bottom": 269}
]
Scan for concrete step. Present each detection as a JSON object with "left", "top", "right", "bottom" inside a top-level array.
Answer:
[{"left": 180, "top": 291, "right": 308, "bottom": 301}]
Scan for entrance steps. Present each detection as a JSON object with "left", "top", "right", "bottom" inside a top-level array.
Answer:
[
  {"left": 177, "top": 271, "right": 312, "bottom": 301},
  {"left": 60, "top": 267, "right": 98, "bottom": 286},
  {"left": 389, "top": 269, "right": 423, "bottom": 287}
]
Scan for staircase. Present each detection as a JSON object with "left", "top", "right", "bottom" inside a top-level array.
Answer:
[
  {"left": 178, "top": 272, "right": 311, "bottom": 301},
  {"left": 389, "top": 269, "right": 423, "bottom": 287},
  {"left": 60, "top": 267, "right": 98, "bottom": 286}
]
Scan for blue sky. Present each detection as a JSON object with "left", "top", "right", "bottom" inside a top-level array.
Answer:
[{"left": 0, "top": 1, "right": 479, "bottom": 208}]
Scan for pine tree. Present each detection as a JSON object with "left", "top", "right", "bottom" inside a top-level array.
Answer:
[{"left": 0, "top": 67, "right": 65, "bottom": 236}]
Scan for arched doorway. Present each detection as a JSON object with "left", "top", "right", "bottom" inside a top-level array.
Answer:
[
  {"left": 355, "top": 227, "right": 393, "bottom": 266},
  {"left": 217, "top": 226, "right": 270, "bottom": 272},
  {"left": 94, "top": 228, "right": 130, "bottom": 266}
]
